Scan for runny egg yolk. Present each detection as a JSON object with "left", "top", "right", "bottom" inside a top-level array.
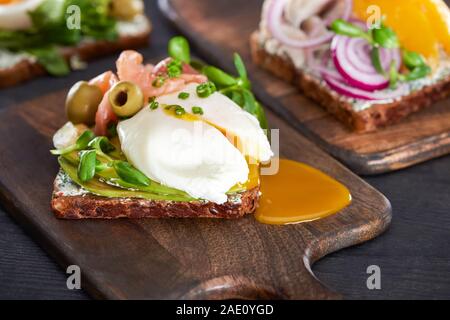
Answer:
[
  {"left": 256, "top": 159, "right": 352, "bottom": 225},
  {"left": 163, "top": 107, "right": 352, "bottom": 225}
]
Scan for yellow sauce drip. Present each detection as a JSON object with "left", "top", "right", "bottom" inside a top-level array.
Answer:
[{"left": 256, "top": 159, "right": 352, "bottom": 225}]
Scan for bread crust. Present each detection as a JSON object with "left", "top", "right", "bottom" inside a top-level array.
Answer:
[
  {"left": 0, "top": 19, "right": 152, "bottom": 88},
  {"left": 250, "top": 32, "right": 450, "bottom": 132},
  {"left": 51, "top": 180, "right": 260, "bottom": 220}
]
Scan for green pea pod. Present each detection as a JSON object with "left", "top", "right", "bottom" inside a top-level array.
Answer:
[
  {"left": 168, "top": 36, "right": 191, "bottom": 63},
  {"left": 202, "top": 66, "right": 237, "bottom": 87},
  {"left": 403, "top": 50, "right": 426, "bottom": 70},
  {"left": 331, "top": 19, "right": 369, "bottom": 39},
  {"left": 233, "top": 53, "right": 248, "bottom": 81},
  {"left": 78, "top": 150, "right": 97, "bottom": 182},
  {"left": 372, "top": 25, "right": 399, "bottom": 49},
  {"left": 113, "top": 161, "right": 151, "bottom": 187},
  {"left": 50, "top": 129, "right": 95, "bottom": 155}
]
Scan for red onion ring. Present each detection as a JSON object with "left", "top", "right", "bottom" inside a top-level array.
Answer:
[
  {"left": 267, "top": 0, "right": 353, "bottom": 49},
  {"left": 321, "top": 70, "right": 408, "bottom": 101},
  {"left": 331, "top": 35, "right": 401, "bottom": 91}
]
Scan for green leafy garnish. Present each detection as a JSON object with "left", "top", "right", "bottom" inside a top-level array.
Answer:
[
  {"left": 78, "top": 150, "right": 97, "bottom": 182},
  {"left": 404, "top": 65, "right": 432, "bottom": 81},
  {"left": 152, "top": 76, "right": 166, "bottom": 88},
  {"left": 403, "top": 50, "right": 427, "bottom": 70},
  {"left": 372, "top": 25, "right": 399, "bottom": 49},
  {"left": 168, "top": 36, "right": 191, "bottom": 63},
  {"left": 27, "top": 47, "right": 70, "bottom": 76},
  {"left": 389, "top": 61, "right": 399, "bottom": 89},
  {"left": 370, "top": 47, "right": 385, "bottom": 75},
  {"left": 331, "top": 19, "right": 372, "bottom": 42},
  {"left": 113, "top": 161, "right": 151, "bottom": 187},
  {"left": 88, "top": 136, "right": 115, "bottom": 161},
  {"left": 50, "top": 130, "right": 95, "bottom": 155},
  {"left": 202, "top": 66, "right": 237, "bottom": 87}
]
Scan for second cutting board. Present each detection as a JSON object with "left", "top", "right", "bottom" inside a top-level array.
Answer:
[{"left": 159, "top": 0, "right": 450, "bottom": 175}]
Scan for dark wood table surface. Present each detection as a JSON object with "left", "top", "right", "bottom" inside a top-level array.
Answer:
[{"left": 0, "top": 1, "right": 449, "bottom": 300}]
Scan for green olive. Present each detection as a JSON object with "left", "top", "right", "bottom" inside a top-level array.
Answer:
[
  {"left": 108, "top": 81, "right": 144, "bottom": 117},
  {"left": 65, "top": 81, "right": 103, "bottom": 126},
  {"left": 109, "top": 0, "right": 144, "bottom": 21}
]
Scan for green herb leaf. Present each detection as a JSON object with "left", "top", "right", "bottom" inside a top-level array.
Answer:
[
  {"left": 405, "top": 65, "right": 432, "bottom": 81},
  {"left": 196, "top": 81, "right": 217, "bottom": 98},
  {"left": 202, "top": 66, "right": 237, "bottom": 87},
  {"left": 372, "top": 25, "right": 399, "bottom": 48},
  {"left": 27, "top": 46, "right": 70, "bottom": 76},
  {"left": 192, "top": 106, "right": 204, "bottom": 115},
  {"left": 95, "top": 160, "right": 109, "bottom": 173},
  {"left": 371, "top": 47, "right": 385, "bottom": 75},
  {"left": 234, "top": 53, "right": 248, "bottom": 81},
  {"left": 113, "top": 161, "right": 151, "bottom": 187},
  {"left": 50, "top": 130, "right": 95, "bottom": 155},
  {"left": 168, "top": 36, "right": 191, "bottom": 63},
  {"left": 88, "top": 136, "right": 115, "bottom": 154},
  {"left": 331, "top": 19, "right": 370, "bottom": 40},
  {"left": 78, "top": 150, "right": 97, "bottom": 182},
  {"left": 403, "top": 50, "right": 427, "bottom": 70}
]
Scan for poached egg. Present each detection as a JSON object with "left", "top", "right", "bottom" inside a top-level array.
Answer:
[
  {"left": 118, "top": 83, "right": 273, "bottom": 204},
  {"left": 0, "top": 0, "right": 44, "bottom": 31}
]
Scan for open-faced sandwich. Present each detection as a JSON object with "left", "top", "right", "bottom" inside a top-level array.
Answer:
[
  {"left": 50, "top": 36, "right": 274, "bottom": 219},
  {"left": 251, "top": 0, "right": 450, "bottom": 132},
  {"left": 50, "top": 36, "right": 351, "bottom": 222},
  {"left": 0, "top": 0, "right": 151, "bottom": 87}
]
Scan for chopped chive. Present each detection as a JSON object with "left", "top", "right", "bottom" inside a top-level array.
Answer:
[
  {"left": 149, "top": 100, "right": 159, "bottom": 110},
  {"left": 192, "top": 106, "right": 204, "bottom": 115},
  {"left": 196, "top": 81, "right": 216, "bottom": 98},
  {"left": 175, "top": 106, "right": 186, "bottom": 115},
  {"left": 178, "top": 92, "right": 190, "bottom": 100}
]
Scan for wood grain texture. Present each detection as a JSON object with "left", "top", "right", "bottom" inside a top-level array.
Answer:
[
  {"left": 158, "top": 0, "right": 450, "bottom": 175},
  {"left": 0, "top": 86, "right": 390, "bottom": 299}
]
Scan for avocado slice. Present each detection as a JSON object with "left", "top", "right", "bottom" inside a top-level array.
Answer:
[{"left": 58, "top": 157, "right": 194, "bottom": 202}]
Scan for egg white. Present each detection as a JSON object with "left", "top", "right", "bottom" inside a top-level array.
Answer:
[
  {"left": 0, "top": 0, "right": 45, "bottom": 31},
  {"left": 117, "top": 84, "right": 273, "bottom": 204}
]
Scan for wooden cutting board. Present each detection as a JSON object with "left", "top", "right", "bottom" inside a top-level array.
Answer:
[
  {"left": 159, "top": 0, "right": 450, "bottom": 175},
  {"left": 0, "top": 85, "right": 390, "bottom": 299}
]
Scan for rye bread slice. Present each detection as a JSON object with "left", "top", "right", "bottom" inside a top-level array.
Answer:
[
  {"left": 51, "top": 172, "right": 260, "bottom": 219},
  {"left": 250, "top": 32, "right": 450, "bottom": 132},
  {"left": 0, "top": 17, "right": 152, "bottom": 88}
]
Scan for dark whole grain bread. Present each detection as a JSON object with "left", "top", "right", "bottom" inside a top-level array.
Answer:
[
  {"left": 51, "top": 181, "right": 260, "bottom": 220},
  {"left": 250, "top": 32, "right": 450, "bottom": 132},
  {"left": 0, "top": 18, "right": 152, "bottom": 88}
]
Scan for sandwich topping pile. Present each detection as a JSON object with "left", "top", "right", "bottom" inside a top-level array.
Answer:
[
  {"left": 50, "top": 36, "right": 351, "bottom": 223},
  {"left": 0, "top": 0, "right": 150, "bottom": 76},
  {"left": 253, "top": 0, "right": 450, "bottom": 130}
]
